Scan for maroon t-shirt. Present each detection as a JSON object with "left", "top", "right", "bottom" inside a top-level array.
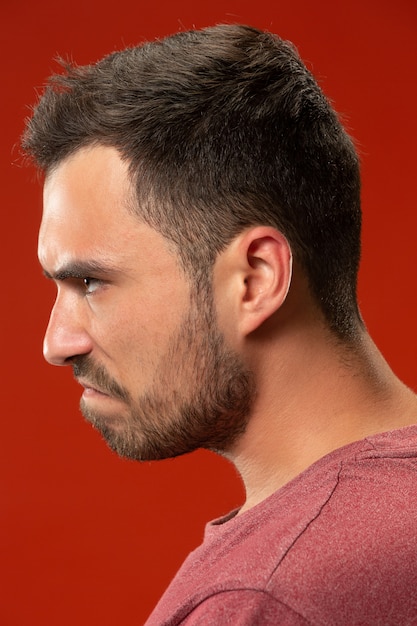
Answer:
[{"left": 146, "top": 425, "right": 417, "bottom": 624}]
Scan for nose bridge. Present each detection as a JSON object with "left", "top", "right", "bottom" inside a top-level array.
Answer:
[{"left": 43, "top": 288, "right": 91, "bottom": 366}]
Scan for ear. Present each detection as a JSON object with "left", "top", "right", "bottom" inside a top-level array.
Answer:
[{"left": 214, "top": 226, "right": 293, "bottom": 338}]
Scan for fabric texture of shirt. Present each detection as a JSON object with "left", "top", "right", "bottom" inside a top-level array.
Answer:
[{"left": 146, "top": 425, "right": 417, "bottom": 625}]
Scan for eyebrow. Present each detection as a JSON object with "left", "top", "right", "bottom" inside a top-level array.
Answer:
[{"left": 43, "top": 260, "right": 120, "bottom": 281}]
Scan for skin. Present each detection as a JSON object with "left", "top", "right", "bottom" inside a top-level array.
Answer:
[{"left": 39, "top": 144, "right": 417, "bottom": 512}]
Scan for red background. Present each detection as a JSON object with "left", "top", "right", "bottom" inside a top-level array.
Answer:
[{"left": 2, "top": 1, "right": 416, "bottom": 624}]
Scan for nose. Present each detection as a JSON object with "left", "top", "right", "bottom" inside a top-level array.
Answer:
[{"left": 43, "top": 293, "right": 93, "bottom": 366}]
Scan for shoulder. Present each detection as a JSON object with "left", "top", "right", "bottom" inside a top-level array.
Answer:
[{"left": 266, "top": 429, "right": 417, "bottom": 622}]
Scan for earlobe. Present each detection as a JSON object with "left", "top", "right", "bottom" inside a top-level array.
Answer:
[{"left": 240, "top": 227, "right": 293, "bottom": 336}]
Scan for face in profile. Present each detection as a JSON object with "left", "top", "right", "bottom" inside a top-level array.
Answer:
[{"left": 38, "top": 145, "right": 254, "bottom": 460}]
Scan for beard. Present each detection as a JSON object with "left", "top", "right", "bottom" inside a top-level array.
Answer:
[{"left": 72, "top": 290, "right": 255, "bottom": 461}]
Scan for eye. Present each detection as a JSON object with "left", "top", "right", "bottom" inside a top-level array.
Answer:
[{"left": 83, "top": 277, "right": 101, "bottom": 294}]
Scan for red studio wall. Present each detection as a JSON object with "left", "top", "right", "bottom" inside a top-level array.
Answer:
[{"left": 2, "top": 1, "right": 416, "bottom": 624}]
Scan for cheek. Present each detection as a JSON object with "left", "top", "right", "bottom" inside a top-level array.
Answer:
[
  {"left": 90, "top": 275, "right": 191, "bottom": 364},
  {"left": 93, "top": 305, "right": 175, "bottom": 365}
]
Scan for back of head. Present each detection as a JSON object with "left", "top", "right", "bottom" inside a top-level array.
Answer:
[{"left": 23, "top": 23, "right": 362, "bottom": 338}]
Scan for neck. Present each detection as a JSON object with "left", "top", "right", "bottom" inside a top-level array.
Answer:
[{"left": 228, "top": 324, "right": 417, "bottom": 514}]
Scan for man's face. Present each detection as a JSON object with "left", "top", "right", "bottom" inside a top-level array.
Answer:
[{"left": 38, "top": 145, "right": 253, "bottom": 461}]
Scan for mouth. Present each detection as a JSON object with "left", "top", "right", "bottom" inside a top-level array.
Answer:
[{"left": 77, "top": 378, "right": 110, "bottom": 397}]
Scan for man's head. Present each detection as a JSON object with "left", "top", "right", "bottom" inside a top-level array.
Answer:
[
  {"left": 25, "top": 24, "right": 363, "bottom": 461},
  {"left": 23, "top": 23, "right": 362, "bottom": 339}
]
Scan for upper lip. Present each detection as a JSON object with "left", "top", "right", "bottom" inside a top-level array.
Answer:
[{"left": 76, "top": 378, "right": 108, "bottom": 395}]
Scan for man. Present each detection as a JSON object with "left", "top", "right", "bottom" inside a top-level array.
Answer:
[{"left": 23, "top": 24, "right": 417, "bottom": 624}]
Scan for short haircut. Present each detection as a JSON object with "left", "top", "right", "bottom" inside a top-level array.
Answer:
[{"left": 22, "top": 24, "right": 362, "bottom": 338}]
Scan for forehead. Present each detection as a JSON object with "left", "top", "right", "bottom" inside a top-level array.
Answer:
[
  {"left": 42, "top": 145, "right": 132, "bottom": 230},
  {"left": 38, "top": 145, "right": 187, "bottom": 288},
  {"left": 38, "top": 145, "right": 139, "bottom": 267}
]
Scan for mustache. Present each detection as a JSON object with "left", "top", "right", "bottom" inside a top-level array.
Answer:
[{"left": 72, "top": 356, "right": 129, "bottom": 402}]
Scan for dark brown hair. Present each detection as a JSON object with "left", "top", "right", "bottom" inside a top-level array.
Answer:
[{"left": 22, "top": 24, "right": 362, "bottom": 337}]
